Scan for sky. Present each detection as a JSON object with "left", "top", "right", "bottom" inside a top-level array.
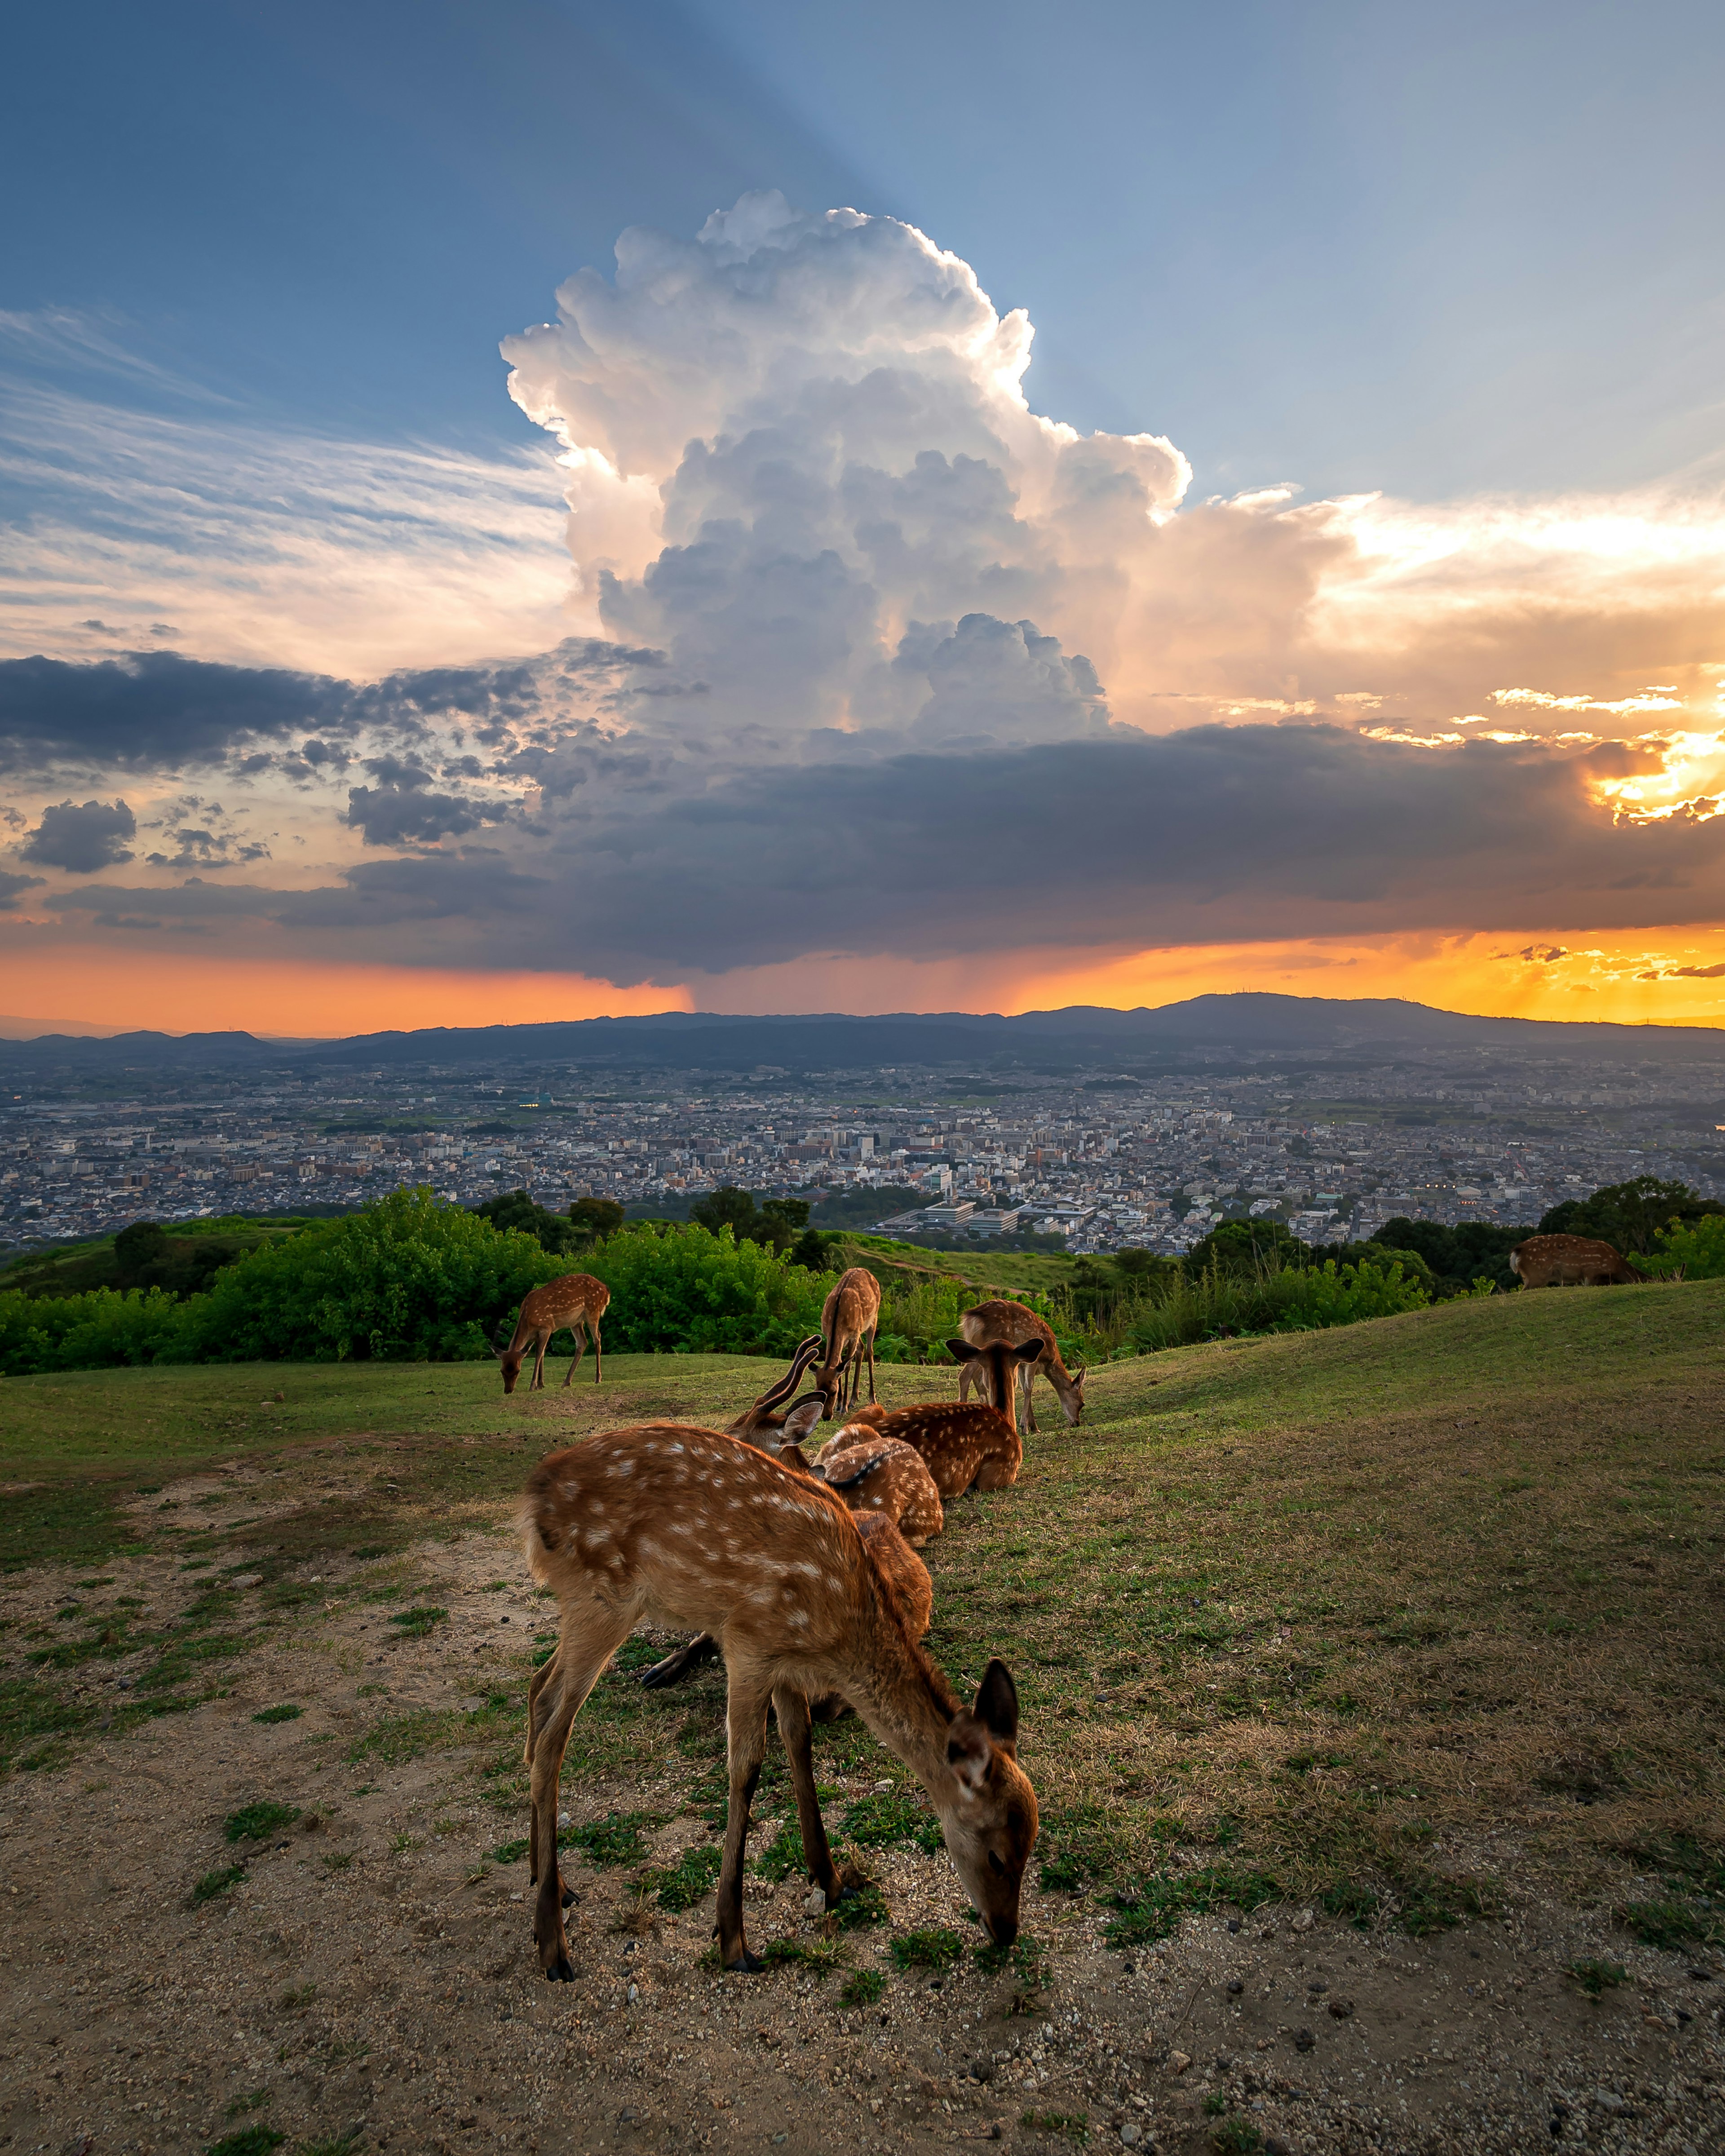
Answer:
[{"left": 3, "top": 0, "right": 1724, "bottom": 1035}]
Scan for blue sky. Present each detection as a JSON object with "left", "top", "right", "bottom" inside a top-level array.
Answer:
[
  {"left": 5, "top": 0, "right": 1725, "bottom": 1034},
  {"left": 6, "top": 0, "right": 1721, "bottom": 497}
]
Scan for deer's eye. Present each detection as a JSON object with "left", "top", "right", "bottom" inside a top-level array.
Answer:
[{"left": 988, "top": 1851, "right": 1006, "bottom": 1876}]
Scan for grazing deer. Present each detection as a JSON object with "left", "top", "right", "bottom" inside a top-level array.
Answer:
[
  {"left": 627, "top": 1503, "right": 933, "bottom": 1692},
  {"left": 495, "top": 1273, "right": 610, "bottom": 1393},
  {"left": 519, "top": 1425, "right": 1038, "bottom": 1977},
  {"left": 811, "top": 1433, "right": 945, "bottom": 1546},
  {"left": 814, "top": 1266, "right": 883, "bottom": 1417},
  {"left": 725, "top": 1335, "right": 826, "bottom": 1442},
  {"left": 828, "top": 1337, "right": 1044, "bottom": 1498},
  {"left": 1510, "top": 1234, "right": 1644, "bottom": 1288},
  {"left": 955, "top": 1299, "right": 1086, "bottom": 1432}
]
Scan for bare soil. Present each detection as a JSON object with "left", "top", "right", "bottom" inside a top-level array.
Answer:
[{"left": 3, "top": 1434, "right": 1722, "bottom": 2156}]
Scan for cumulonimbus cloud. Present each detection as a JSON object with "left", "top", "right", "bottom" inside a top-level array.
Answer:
[{"left": 7, "top": 195, "right": 1725, "bottom": 994}]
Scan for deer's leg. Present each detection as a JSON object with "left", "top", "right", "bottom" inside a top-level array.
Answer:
[
  {"left": 531, "top": 1330, "right": 551, "bottom": 1391},
  {"left": 562, "top": 1327, "right": 585, "bottom": 1388},
  {"left": 591, "top": 1319, "right": 602, "bottom": 1385},
  {"left": 1021, "top": 1364, "right": 1039, "bottom": 1435},
  {"left": 973, "top": 1451, "right": 1020, "bottom": 1491},
  {"left": 524, "top": 1649, "right": 576, "bottom": 1905},
  {"left": 865, "top": 1326, "right": 877, "bottom": 1405},
  {"left": 531, "top": 1603, "right": 632, "bottom": 1981},
  {"left": 638, "top": 1632, "right": 721, "bottom": 1689},
  {"left": 774, "top": 1682, "right": 841, "bottom": 1904},
  {"left": 957, "top": 1362, "right": 976, "bottom": 1408},
  {"left": 715, "top": 1673, "right": 772, "bottom": 1973}
]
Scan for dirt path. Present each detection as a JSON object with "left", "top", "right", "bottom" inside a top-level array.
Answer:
[{"left": 3, "top": 1448, "right": 1722, "bottom": 2156}]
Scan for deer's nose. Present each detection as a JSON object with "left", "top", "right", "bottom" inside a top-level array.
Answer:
[{"left": 987, "top": 1913, "right": 1017, "bottom": 1948}]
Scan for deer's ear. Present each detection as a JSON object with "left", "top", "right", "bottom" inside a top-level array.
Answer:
[
  {"left": 1014, "top": 1339, "right": 1045, "bottom": 1363},
  {"left": 945, "top": 1713, "right": 993, "bottom": 1797},
  {"left": 973, "top": 1658, "right": 1020, "bottom": 1747},
  {"left": 945, "top": 1337, "right": 980, "bottom": 1362},
  {"left": 780, "top": 1395, "right": 827, "bottom": 1445}
]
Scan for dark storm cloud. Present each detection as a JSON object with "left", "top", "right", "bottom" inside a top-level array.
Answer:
[
  {"left": 0, "top": 869, "right": 46, "bottom": 908},
  {"left": 22, "top": 797, "right": 138, "bottom": 872},
  {"left": 38, "top": 725, "right": 1725, "bottom": 980},
  {"left": 0, "top": 652, "right": 346, "bottom": 772},
  {"left": 0, "top": 637, "right": 666, "bottom": 777}
]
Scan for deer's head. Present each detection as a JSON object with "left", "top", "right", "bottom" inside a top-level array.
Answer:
[
  {"left": 934, "top": 1659, "right": 1038, "bottom": 1947},
  {"left": 1062, "top": 1361, "right": 1088, "bottom": 1425},
  {"left": 945, "top": 1337, "right": 1044, "bottom": 1423},
  {"left": 494, "top": 1321, "right": 526, "bottom": 1395}
]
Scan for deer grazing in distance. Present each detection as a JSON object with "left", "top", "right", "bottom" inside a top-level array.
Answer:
[
  {"left": 495, "top": 1273, "right": 610, "bottom": 1394},
  {"left": 519, "top": 1424, "right": 1038, "bottom": 1976},
  {"left": 1510, "top": 1233, "right": 1645, "bottom": 1288},
  {"left": 836, "top": 1336, "right": 1044, "bottom": 1499},
  {"left": 955, "top": 1298, "right": 1086, "bottom": 1433},
  {"left": 814, "top": 1266, "right": 883, "bottom": 1417}
]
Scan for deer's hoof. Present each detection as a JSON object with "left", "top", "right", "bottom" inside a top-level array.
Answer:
[
  {"left": 542, "top": 1947, "right": 575, "bottom": 1983},
  {"left": 560, "top": 1884, "right": 576, "bottom": 1909},
  {"left": 724, "top": 1949, "right": 765, "bottom": 1975},
  {"left": 637, "top": 1659, "right": 679, "bottom": 1691}
]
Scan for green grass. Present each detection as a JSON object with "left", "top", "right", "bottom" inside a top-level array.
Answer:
[
  {"left": 1567, "top": 1957, "right": 1629, "bottom": 1997},
  {"left": 4, "top": 1283, "right": 1723, "bottom": 1923},
  {"left": 224, "top": 1801, "right": 301, "bottom": 1842},
  {"left": 889, "top": 1926, "right": 965, "bottom": 1971},
  {"left": 839, "top": 1968, "right": 886, "bottom": 2007}
]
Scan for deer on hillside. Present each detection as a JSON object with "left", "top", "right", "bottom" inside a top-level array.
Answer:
[
  {"left": 724, "top": 1335, "right": 826, "bottom": 1443},
  {"left": 810, "top": 1433, "right": 945, "bottom": 1545},
  {"left": 495, "top": 1273, "right": 610, "bottom": 1394},
  {"left": 955, "top": 1299, "right": 1086, "bottom": 1433},
  {"left": 814, "top": 1266, "right": 883, "bottom": 1417},
  {"left": 518, "top": 1424, "right": 1038, "bottom": 1976},
  {"left": 627, "top": 1497, "right": 933, "bottom": 1691},
  {"left": 1510, "top": 1233, "right": 1645, "bottom": 1288},
  {"left": 825, "top": 1336, "right": 1044, "bottom": 1499}
]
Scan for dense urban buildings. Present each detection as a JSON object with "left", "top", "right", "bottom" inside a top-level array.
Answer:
[{"left": 4, "top": 1017, "right": 1721, "bottom": 1257}]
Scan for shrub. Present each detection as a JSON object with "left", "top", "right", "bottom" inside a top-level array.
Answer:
[
  {"left": 185, "top": 1187, "right": 564, "bottom": 1363},
  {"left": 584, "top": 1220, "right": 832, "bottom": 1356},
  {"left": 0, "top": 1283, "right": 191, "bottom": 1375},
  {"left": 1647, "top": 1211, "right": 1725, "bottom": 1281}
]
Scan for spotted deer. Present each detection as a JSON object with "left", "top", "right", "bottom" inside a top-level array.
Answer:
[
  {"left": 628, "top": 1501, "right": 933, "bottom": 1692},
  {"left": 955, "top": 1299, "right": 1086, "bottom": 1433},
  {"left": 834, "top": 1336, "right": 1044, "bottom": 1498},
  {"left": 1510, "top": 1233, "right": 1644, "bottom": 1288},
  {"left": 814, "top": 1266, "right": 883, "bottom": 1417},
  {"left": 812, "top": 1433, "right": 945, "bottom": 1545},
  {"left": 725, "top": 1335, "right": 826, "bottom": 1441},
  {"left": 495, "top": 1273, "right": 610, "bottom": 1393},
  {"left": 519, "top": 1425, "right": 1038, "bottom": 1976}
]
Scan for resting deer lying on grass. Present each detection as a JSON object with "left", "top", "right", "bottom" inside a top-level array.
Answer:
[
  {"left": 495, "top": 1273, "right": 610, "bottom": 1394},
  {"left": 724, "top": 1334, "right": 825, "bottom": 1442},
  {"left": 955, "top": 1299, "right": 1086, "bottom": 1432},
  {"left": 810, "top": 1434, "right": 945, "bottom": 1545},
  {"left": 832, "top": 1336, "right": 1044, "bottom": 1498},
  {"left": 519, "top": 1424, "right": 1037, "bottom": 1976}
]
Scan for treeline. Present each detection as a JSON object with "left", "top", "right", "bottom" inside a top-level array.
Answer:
[{"left": 3, "top": 1175, "right": 1718, "bottom": 1381}]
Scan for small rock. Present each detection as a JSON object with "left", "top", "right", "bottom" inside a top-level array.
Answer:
[
  {"left": 804, "top": 1886, "right": 827, "bottom": 1916},
  {"left": 1592, "top": 2091, "right": 1626, "bottom": 2115},
  {"left": 1327, "top": 1998, "right": 1355, "bottom": 2020},
  {"left": 1688, "top": 1968, "right": 1713, "bottom": 1982},
  {"left": 230, "top": 1573, "right": 262, "bottom": 1588},
  {"left": 1293, "top": 1908, "right": 1314, "bottom": 1932},
  {"left": 1293, "top": 2026, "right": 1316, "bottom": 2052},
  {"left": 1265, "top": 2140, "right": 1292, "bottom": 2156},
  {"left": 1120, "top": 2125, "right": 1141, "bottom": 2148},
  {"left": 1227, "top": 1919, "right": 1242, "bottom": 1935},
  {"left": 557, "top": 1812, "right": 571, "bottom": 1828},
  {"left": 1169, "top": 2050, "right": 1192, "bottom": 2075},
  {"left": 1227, "top": 1980, "right": 1244, "bottom": 1996}
]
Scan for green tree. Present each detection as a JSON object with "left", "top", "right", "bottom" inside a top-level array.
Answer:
[
  {"left": 470, "top": 1189, "right": 579, "bottom": 1254},
  {"left": 1538, "top": 1176, "right": 1722, "bottom": 1254},
  {"left": 690, "top": 1186, "right": 763, "bottom": 1241},
  {"left": 567, "top": 1195, "right": 624, "bottom": 1244},
  {"left": 1186, "top": 1219, "right": 1309, "bottom": 1279},
  {"left": 112, "top": 1219, "right": 168, "bottom": 1280}
]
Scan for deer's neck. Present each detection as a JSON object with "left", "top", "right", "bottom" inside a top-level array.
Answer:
[{"left": 821, "top": 1585, "right": 956, "bottom": 1791}]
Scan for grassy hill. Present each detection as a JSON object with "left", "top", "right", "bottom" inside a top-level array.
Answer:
[{"left": 4, "top": 1278, "right": 1721, "bottom": 1942}]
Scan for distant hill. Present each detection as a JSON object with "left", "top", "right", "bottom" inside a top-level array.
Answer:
[{"left": 2, "top": 992, "right": 1724, "bottom": 1080}]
